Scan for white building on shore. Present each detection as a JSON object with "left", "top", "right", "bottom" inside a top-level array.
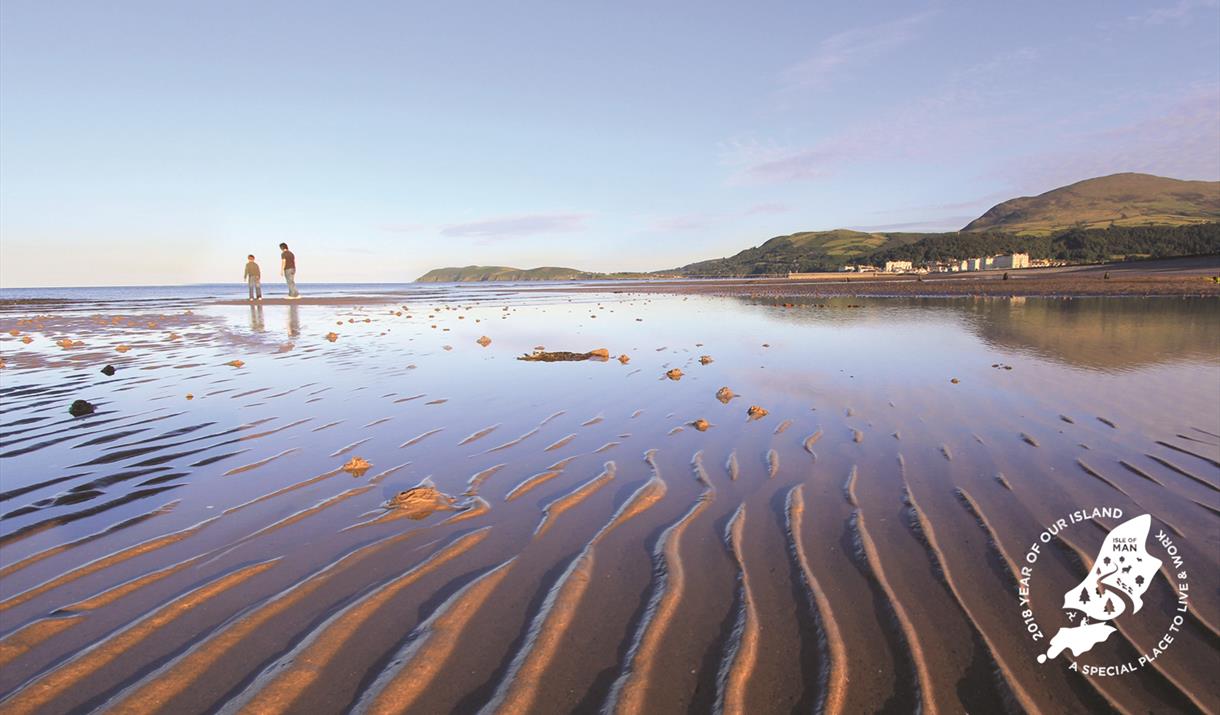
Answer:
[
  {"left": 883, "top": 260, "right": 913, "bottom": 273},
  {"left": 990, "top": 253, "right": 1030, "bottom": 269},
  {"left": 945, "top": 253, "right": 1031, "bottom": 272}
]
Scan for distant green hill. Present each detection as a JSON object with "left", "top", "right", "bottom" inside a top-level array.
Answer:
[
  {"left": 415, "top": 265, "right": 598, "bottom": 282},
  {"left": 963, "top": 173, "right": 1220, "bottom": 234},
  {"left": 678, "top": 229, "right": 922, "bottom": 276}
]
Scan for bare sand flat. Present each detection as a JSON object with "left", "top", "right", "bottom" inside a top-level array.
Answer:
[{"left": 0, "top": 291, "right": 1217, "bottom": 713}]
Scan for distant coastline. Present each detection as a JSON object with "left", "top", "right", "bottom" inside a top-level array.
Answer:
[{"left": 415, "top": 173, "right": 1220, "bottom": 282}]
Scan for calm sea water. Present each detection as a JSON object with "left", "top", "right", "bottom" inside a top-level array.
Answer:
[
  {"left": 0, "top": 282, "right": 571, "bottom": 302},
  {"left": 0, "top": 281, "right": 643, "bottom": 313}
]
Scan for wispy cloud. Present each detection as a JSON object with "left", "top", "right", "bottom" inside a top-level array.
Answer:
[
  {"left": 782, "top": 10, "right": 937, "bottom": 91},
  {"left": 728, "top": 144, "right": 842, "bottom": 183},
  {"left": 848, "top": 215, "right": 978, "bottom": 232},
  {"left": 1003, "top": 83, "right": 1220, "bottom": 190},
  {"left": 726, "top": 47, "right": 1043, "bottom": 184},
  {"left": 440, "top": 213, "right": 590, "bottom": 239},
  {"left": 1128, "top": 0, "right": 1219, "bottom": 25},
  {"left": 868, "top": 193, "right": 1012, "bottom": 216}
]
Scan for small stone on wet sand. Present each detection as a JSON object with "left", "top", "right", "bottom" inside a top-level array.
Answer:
[
  {"left": 385, "top": 482, "right": 458, "bottom": 519},
  {"left": 342, "top": 456, "right": 372, "bottom": 475},
  {"left": 69, "top": 399, "right": 96, "bottom": 417}
]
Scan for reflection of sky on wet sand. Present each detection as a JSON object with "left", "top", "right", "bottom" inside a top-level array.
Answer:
[
  {"left": 0, "top": 291, "right": 1217, "bottom": 713},
  {"left": 733, "top": 296, "right": 1220, "bottom": 373}
]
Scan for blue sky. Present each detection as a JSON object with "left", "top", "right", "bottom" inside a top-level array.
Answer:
[{"left": 2, "top": 1, "right": 1218, "bottom": 285}]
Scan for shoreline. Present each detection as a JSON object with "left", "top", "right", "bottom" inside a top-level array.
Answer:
[
  {"left": 231, "top": 255, "right": 1220, "bottom": 302},
  {"left": 2, "top": 257, "right": 1218, "bottom": 308}
]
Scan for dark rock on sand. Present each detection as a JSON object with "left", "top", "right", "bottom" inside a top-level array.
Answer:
[
  {"left": 100, "top": 365, "right": 116, "bottom": 376},
  {"left": 69, "top": 399, "right": 96, "bottom": 417}
]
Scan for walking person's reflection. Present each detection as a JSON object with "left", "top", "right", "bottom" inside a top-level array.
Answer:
[{"left": 288, "top": 303, "right": 300, "bottom": 338}]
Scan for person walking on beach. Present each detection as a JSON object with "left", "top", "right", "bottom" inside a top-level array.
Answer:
[
  {"left": 279, "top": 242, "right": 300, "bottom": 299},
  {"left": 244, "top": 254, "right": 262, "bottom": 301}
]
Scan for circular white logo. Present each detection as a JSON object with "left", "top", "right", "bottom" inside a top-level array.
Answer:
[{"left": 1018, "top": 509, "right": 1191, "bottom": 676}]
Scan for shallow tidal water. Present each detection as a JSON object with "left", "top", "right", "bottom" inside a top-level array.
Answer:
[{"left": 0, "top": 291, "right": 1217, "bottom": 714}]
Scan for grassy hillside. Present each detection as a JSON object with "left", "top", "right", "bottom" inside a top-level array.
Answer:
[
  {"left": 963, "top": 173, "right": 1220, "bottom": 234},
  {"left": 871, "top": 223, "right": 1220, "bottom": 265},
  {"left": 416, "top": 265, "right": 597, "bottom": 282},
  {"left": 680, "top": 229, "right": 921, "bottom": 276}
]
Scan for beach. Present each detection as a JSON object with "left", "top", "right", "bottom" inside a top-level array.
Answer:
[{"left": 0, "top": 286, "right": 1217, "bottom": 713}]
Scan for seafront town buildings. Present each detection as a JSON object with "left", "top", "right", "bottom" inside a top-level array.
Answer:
[
  {"left": 791, "top": 253, "right": 1034, "bottom": 278},
  {"left": 926, "top": 253, "right": 1032, "bottom": 273}
]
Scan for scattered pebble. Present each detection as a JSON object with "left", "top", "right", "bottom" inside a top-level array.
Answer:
[
  {"left": 716, "top": 387, "right": 735, "bottom": 403},
  {"left": 699, "top": 355, "right": 713, "bottom": 365},
  {"left": 747, "top": 405, "right": 768, "bottom": 419},
  {"left": 385, "top": 482, "right": 458, "bottom": 519},
  {"left": 692, "top": 418, "right": 710, "bottom": 431},
  {"left": 341, "top": 456, "right": 372, "bottom": 475},
  {"left": 476, "top": 336, "right": 491, "bottom": 347},
  {"left": 666, "top": 368, "right": 684, "bottom": 380},
  {"left": 68, "top": 399, "right": 96, "bottom": 417}
]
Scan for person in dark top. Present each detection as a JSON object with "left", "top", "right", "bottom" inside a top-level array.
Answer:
[
  {"left": 279, "top": 242, "right": 300, "bottom": 298},
  {"left": 243, "top": 254, "right": 262, "bottom": 300}
]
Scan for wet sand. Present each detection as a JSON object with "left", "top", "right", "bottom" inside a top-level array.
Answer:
[{"left": 0, "top": 292, "right": 1217, "bottom": 713}]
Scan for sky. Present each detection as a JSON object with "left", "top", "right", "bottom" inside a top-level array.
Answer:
[{"left": 1, "top": 1, "right": 1218, "bottom": 286}]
